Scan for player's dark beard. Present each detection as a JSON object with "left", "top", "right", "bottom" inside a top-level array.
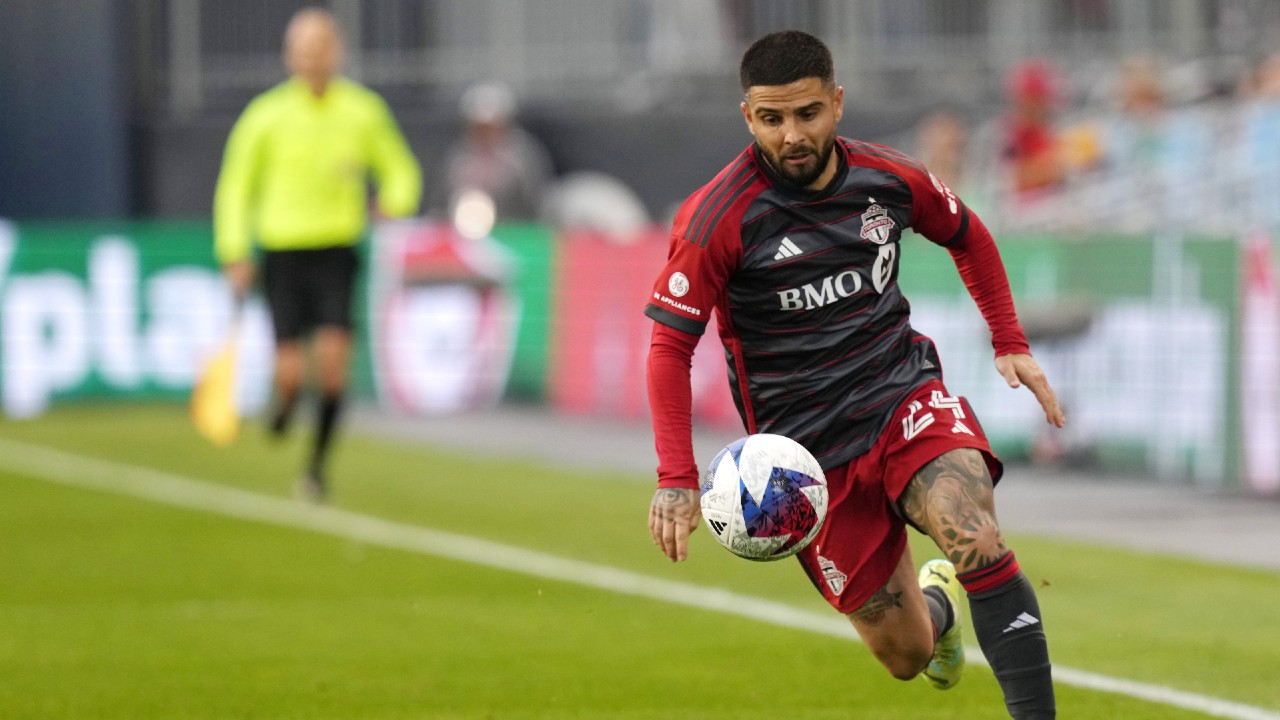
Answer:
[{"left": 760, "top": 134, "right": 837, "bottom": 189}]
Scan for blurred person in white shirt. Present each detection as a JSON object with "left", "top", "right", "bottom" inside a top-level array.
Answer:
[{"left": 441, "top": 82, "right": 555, "bottom": 225}]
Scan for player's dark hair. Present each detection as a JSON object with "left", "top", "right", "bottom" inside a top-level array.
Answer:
[{"left": 739, "top": 30, "right": 834, "bottom": 94}]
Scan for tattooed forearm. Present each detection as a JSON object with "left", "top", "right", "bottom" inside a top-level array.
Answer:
[
  {"left": 849, "top": 586, "right": 904, "bottom": 627},
  {"left": 900, "top": 448, "right": 1007, "bottom": 573}
]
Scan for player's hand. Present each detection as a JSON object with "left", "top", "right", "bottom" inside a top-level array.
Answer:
[
  {"left": 222, "top": 261, "right": 256, "bottom": 302},
  {"left": 995, "top": 353, "right": 1066, "bottom": 428},
  {"left": 648, "top": 487, "right": 701, "bottom": 562}
]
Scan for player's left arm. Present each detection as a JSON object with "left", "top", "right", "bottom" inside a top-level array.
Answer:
[
  {"left": 908, "top": 169, "right": 1065, "bottom": 427},
  {"left": 994, "top": 352, "right": 1064, "bottom": 427}
]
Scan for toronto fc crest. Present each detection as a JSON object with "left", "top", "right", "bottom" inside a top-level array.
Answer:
[
  {"left": 818, "top": 554, "right": 848, "bottom": 595},
  {"left": 859, "top": 201, "right": 896, "bottom": 244}
]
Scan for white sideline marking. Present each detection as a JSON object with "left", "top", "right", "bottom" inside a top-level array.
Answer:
[{"left": 1, "top": 436, "right": 1277, "bottom": 720}]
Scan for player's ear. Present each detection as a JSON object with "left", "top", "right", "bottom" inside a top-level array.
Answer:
[
  {"left": 832, "top": 86, "right": 844, "bottom": 124},
  {"left": 740, "top": 101, "right": 756, "bottom": 136}
]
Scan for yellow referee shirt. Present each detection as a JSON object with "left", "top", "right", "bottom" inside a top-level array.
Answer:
[{"left": 214, "top": 76, "right": 422, "bottom": 264}]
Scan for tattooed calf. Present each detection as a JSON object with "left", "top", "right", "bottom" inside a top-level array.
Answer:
[{"left": 850, "top": 585, "right": 904, "bottom": 626}]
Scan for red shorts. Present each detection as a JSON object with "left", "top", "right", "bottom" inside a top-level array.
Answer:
[{"left": 795, "top": 379, "right": 1002, "bottom": 614}]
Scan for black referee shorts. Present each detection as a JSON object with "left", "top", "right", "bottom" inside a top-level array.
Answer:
[{"left": 261, "top": 245, "right": 359, "bottom": 342}]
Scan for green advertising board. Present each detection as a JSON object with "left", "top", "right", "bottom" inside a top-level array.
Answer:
[
  {"left": 0, "top": 220, "right": 241, "bottom": 415},
  {"left": 0, "top": 220, "right": 555, "bottom": 420},
  {"left": 489, "top": 223, "right": 554, "bottom": 402},
  {"left": 0, "top": 219, "right": 1253, "bottom": 489},
  {"left": 897, "top": 230, "right": 1240, "bottom": 488}
]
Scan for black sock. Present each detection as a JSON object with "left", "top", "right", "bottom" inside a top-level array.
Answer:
[
  {"left": 270, "top": 391, "right": 300, "bottom": 437},
  {"left": 921, "top": 585, "right": 954, "bottom": 641},
  {"left": 963, "top": 561, "right": 1055, "bottom": 719},
  {"left": 309, "top": 394, "right": 344, "bottom": 480}
]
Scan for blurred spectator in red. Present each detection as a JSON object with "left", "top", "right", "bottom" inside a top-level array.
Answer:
[
  {"left": 1001, "top": 59, "right": 1067, "bottom": 197},
  {"left": 441, "top": 81, "right": 555, "bottom": 226}
]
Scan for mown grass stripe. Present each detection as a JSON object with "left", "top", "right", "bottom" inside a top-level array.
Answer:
[{"left": 0, "top": 436, "right": 1275, "bottom": 720}]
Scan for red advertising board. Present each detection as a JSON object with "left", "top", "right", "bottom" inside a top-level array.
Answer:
[{"left": 548, "top": 228, "right": 740, "bottom": 430}]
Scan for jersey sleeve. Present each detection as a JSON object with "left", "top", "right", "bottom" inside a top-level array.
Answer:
[
  {"left": 647, "top": 322, "right": 701, "bottom": 489},
  {"left": 366, "top": 92, "right": 423, "bottom": 219},
  {"left": 642, "top": 191, "right": 741, "bottom": 336},
  {"left": 643, "top": 183, "right": 744, "bottom": 488},
  {"left": 900, "top": 161, "right": 1031, "bottom": 357},
  {"left": 213, "top": 99, "right": 269, "bottom": 264},
  {"left": 902, "top": 163, "right": 968, "bottom": 246}
]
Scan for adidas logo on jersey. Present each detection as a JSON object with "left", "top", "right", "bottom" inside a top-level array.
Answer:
[{"left": 773, "top": 236, "right": 803, "bottom": 260}]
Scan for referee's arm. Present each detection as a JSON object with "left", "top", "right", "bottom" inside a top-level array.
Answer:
[
  {"left": 213, "top": 107, "right": 266, "bottom": 266},
  {"left": 368, "top": 98, "right": 422, "bottom": 219}
]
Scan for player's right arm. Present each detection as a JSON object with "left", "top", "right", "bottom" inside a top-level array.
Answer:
[
  {"left": 647, "top": 322, "right": 702, "bottom": 562},
  {"left": 643, "top": 179, "right": 743, "bottom": 562}
]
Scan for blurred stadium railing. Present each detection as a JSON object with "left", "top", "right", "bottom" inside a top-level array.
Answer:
[{"left": 134, "top": 0, "right": 1280, "bottom": 117}]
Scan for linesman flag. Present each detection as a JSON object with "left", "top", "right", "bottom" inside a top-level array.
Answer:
[{"left": 191, "top": 320, "right": 241, "bottom": 447}]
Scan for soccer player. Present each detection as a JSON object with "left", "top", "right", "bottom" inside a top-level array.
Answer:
[
  {"left": 644, "top": 31, "right": 1061, "bottom": 719},
  {"left": 214, "top": 7, "right": 422, "bottom": 501}
]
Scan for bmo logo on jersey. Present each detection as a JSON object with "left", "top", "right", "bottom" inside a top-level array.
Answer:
[
  {"left": 777, "top": 269, "right": 862, "bottom": 311},
  {"left": 776, "top": 244, "right": 898, "bottom": 311}
]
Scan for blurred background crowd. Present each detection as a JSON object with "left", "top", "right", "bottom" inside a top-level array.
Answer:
[
  {"left": 8, "top": 0, "right": 1280, "bottom": 233},
  {"left": 4, "top": 0, "right": 1280, "bottom": 496}
]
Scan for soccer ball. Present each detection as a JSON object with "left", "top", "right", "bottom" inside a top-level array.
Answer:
[{"left": 700, "top": 433, "right": 828, "bottom": 561}]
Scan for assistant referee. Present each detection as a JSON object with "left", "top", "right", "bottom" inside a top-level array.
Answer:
[{"left": 214, "top": 7, "right": 422, "bottom": 501}]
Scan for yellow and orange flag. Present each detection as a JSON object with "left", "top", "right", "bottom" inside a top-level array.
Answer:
[{"left": 190, "top": 321, "right": 240, "bottom": 447}]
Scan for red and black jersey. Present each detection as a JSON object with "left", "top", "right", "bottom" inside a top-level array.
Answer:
[{"left": 645, "top": 138, "right": 1028, "bottom": 487}]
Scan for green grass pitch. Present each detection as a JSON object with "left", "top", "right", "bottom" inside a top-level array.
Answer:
[{"left": 0, "top": 404, "right": 1277, "bottom": 719}]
